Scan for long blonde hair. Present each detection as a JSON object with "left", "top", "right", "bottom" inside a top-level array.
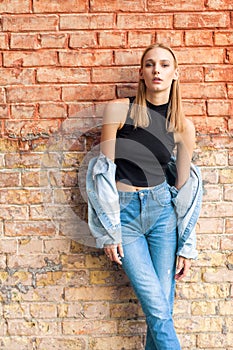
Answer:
[{"left": 131, "top": 43, "right": 185, "bottom": 132}]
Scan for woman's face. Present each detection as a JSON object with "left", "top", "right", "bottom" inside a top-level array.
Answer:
[{"left": 140, "top": 47, "right": 179, "bottom": 97}]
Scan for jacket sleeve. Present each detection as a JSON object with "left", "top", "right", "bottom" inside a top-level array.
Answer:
[{"left": 86, "top": 154, "right": 122, "bottom": 248}]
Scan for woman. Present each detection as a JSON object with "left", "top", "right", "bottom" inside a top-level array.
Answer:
[{"left": 99, "top": 43, "right": 196, "bottom": 349}]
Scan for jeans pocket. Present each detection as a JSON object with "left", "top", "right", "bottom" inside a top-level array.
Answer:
[{"left": 152, "top": 186, "right": 172, "bottom": 207}]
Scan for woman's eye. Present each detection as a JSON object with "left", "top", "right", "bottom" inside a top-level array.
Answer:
[{"left": 145, "top": 63, "right": 153, "bottom": 67}]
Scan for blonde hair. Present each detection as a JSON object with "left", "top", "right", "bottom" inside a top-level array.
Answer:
[{"left": 131, "top": 43, "right": 185, "bottom": 132}]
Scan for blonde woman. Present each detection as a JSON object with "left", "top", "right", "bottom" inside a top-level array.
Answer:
[{"left": 93, "top": 43, "right": 199, "bottom": 349}]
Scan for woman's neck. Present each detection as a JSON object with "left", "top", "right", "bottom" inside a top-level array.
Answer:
[{"left": 146, "top": 92, "right": 169, "bottom": 106}]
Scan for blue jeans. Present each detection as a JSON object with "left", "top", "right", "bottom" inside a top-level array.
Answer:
[{"left": 119, "top": 181, "right": 181, "bottom": 350}]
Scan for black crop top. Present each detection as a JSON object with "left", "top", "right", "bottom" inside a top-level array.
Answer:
[{"left": 115, "top": 97, "right": 175, "bottom": 187}]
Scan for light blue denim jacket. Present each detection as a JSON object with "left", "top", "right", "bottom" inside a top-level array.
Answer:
[{"left": 86, "top": 153, "right": 202, "bottom": 259}]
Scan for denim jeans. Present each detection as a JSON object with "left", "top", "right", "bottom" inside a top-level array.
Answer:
[{"left": 119, "top": 181, "right": 181, "bottom": 350}]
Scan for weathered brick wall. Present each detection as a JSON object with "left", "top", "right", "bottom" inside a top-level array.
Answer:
[{"left": 0, "top": 0, "right": 232, "bottom": 349}]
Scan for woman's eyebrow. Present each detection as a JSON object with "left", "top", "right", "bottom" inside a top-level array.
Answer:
[{"left": 145, "top": 58, "right": 171, "bottom": 63}]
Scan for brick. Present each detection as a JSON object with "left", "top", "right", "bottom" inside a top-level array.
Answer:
[
  {"left": 43, "top": 239, "right": 70, "bottom": 254},
  {"left": 226, "top": 218, "right": 233, "bottom": 233},
  {"left": 181, "top": 83, "right": 227, "bottom": 98},
  {"left": 0, "top": 255, "right": 6, "bottom": 269},
  {"left": 128, "top": 31, "right": 154, "bottom": 48},
  {"left": 117, "top": 14, "right": 173, "bottom": 29},
  {"left": 5, "top": 152, "right": 41, "bottom": 168},
  {"left": 33, "top": 0, "right": 88, "bottom": 12},
  {"left": 201, "top": 202, "right": 233, "bottom": 218},
  {"left": 62, "top": 85, "right": 115, "bottom": 101},
  {"left": 197, "top": 234, "right": 220, "bottom": 250},
  {"left": 7, "top": 86, "right": 61, "bottom": 103},
  {"left": 70, "top": 32, "right": 97, "bottom": 48},
  {"left": 0, "top": 104, "right": 9, "bottom": 119},
  {"left": 224, "top": 185, "right": 233, "bottom": 201},
  {"left": 175, "top": 316, "right": 222, "bottom": 333},
  {"left": 90, "top": 0, "right": 145, "bottom": 12},
  {"left": 201, "top": 168, "right": 219, "bottom": 184},
  {"left": 65, "top": 285, "right": 134, "bottom": 302},
  {"left": 196, "top": 251, "right": 226, "bottom": 267},
  {"left": 57, "top": 302, "right": 82, "bottom": 318},
  {"left": 14, "top": 285, "right": 64, "bottom": 302},
  {"left": 215, "top": 31, "right": 233, "bottom": 45},
  {"left": 205, "top": 0, "right": 233, "bottom": 9},
  {"left": 117, "top": 83, "right": 138, "bottom": 98},
  {"left": 59, "top": 50, "right": 112, "bottom": 67},
  {"left": 5, "top": 221, "right": 56, "bottom": 237},
  {"left": 2, "top": 15, "right": 58, "bottom": 32},
  {"left": 198, "top": 333, "right": 233, "bottom": 348},
  {"left": 37, "top": 270, "right": 89, "bottom": 287},
  {"left": 30, "top": 303, "right": 57, "bottom": 318},
  {"left": 196, "top": 218, "right": 224, "bottom": 234},
  {"left": 0, "top": 0, "right": 30, "bottom": 13},
  {"left": 185, "top": 30, "right": 214, "bottom": 46},
  {"left": 205, "top": 66, "right": 233, "bottom": 82},
  {"left": 219, "top": 168, "right": 233, "bottom": 184},
  {"left": 37, "top": 68, "right": 90, "bottom": 83},
  {"left": 3, "top": 303, "right": 30, "bottom": 319},
  {"left": 8, "top": 254, "right": 60, "bottom": 270},
  {"left": 203, "top": 267, "right": 233, "bottom": 282},
  {"left": 82, "top": 302, "right": 110, "bottom": 319},
  {"left": 5, "top": 120, "right": 60, "bottom": 139},
  {"left": 39, "top": 103, "right": 67, "bottom": 119},
  {"left": 207, "top": 100, "right": 232, "bottom": 116},
  {"left": 202, "top": 184, "right": 222, "bottom": 201},
  {"left": 0, "top": 171, "right": 20, "bottom": 187},
  {"left": 21, "top": 170, "right": 41, "bottom": 187},
  {"left": 174, "top": 12, "right": 230, "bottom": 28},
  {"left": 0, "top": 189, "right": 45, "bottom": 204},
  {"left": 39, "top": 33, "right": 67, "bottom": 48},
  {"left": 155, "top": 30, "right": 183, "bottom": 47},
  {"left": 60, "top": 14, "right": 114, "bottom": 30},
  {"left": 183, "top": 100, "right": 206, "bottom": 115},
  {"left": 36, "top": 338, "right": 86, "bottom": 350},
  {"left": 10, "top": 34, "right": 39, "bottom": 49},
  {"left": 0, "top": 33, "right": 9, "bottom": 50},
  {"left": 0, "top": 238, "right": 17, "bottom": 253},
  {"left": 11, "top": 105, "right": 36, "bottom": 120},
  {"left": 147, "top": 0, "right": 205, "bottom": 11},
  {"left": 114, "top": 49, "right": 143, "bottom": 66},
  {"left": 176, "top": 48, "right": 224, "bottom": 64},
  {"left": 7, "top": 319, "right": 59, "bottom": 336},
  {"left": 98, "top": 31, "right": 126, "bottom": 48},
  {"left": 220, "top": 235, "right": 233, "bottom": 250},
  {"left": 0, "top": 68, "right": 35, "bottom": 86},
  {"left": 89, "top": 336, "right": 144, "bottom": 350},
  {"left": 92, "top": 67, "right": 138, "bottom": 83},
  {"left": 3, "top": 51, "right": 57, "bottom": 67},
  {"left": 18, "top": 238, "right": 43, "bottom": 254},
  {"left": 179, "top": 66, "right": 204, "bottom": 82},
  {"left": 63, "top": 319, "right": 117, "bottom": 335}
]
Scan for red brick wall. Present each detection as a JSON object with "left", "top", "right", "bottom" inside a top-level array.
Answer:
[{"left": 0, "top": 0, "right": 232, "bottom": 349}]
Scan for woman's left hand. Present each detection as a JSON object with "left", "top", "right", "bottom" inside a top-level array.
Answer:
[{"left": 175, "top": 256, "right": 192, "bottom": 281}]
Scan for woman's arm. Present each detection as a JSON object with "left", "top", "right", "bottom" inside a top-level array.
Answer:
[
  {"left": 101, "top": 98, "right": 129, "bottom": 265},
  {"left": 174, "top": 118, "right": 196, "bottom": 280},
  {"left": 100, "top": 98, "right": 129, "bottom": 160},
  {"left": 174, "top": 118, "right": 196, "bottom": 190}
]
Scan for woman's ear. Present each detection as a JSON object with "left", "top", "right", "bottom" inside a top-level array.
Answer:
[
  {"left": 173, "top": 68, "right": 179, "bottom": 81},
  {"left": 139, "top": 68, "right": 144, "bottom": 80}
]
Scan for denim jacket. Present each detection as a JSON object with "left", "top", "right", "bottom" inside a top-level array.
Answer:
[{"left": 86, "top": 153, "right": 202, "bottom": 259}]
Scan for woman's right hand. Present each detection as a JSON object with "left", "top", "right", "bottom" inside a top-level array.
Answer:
[{"left": 104, "top": 243, "right": 124, "bottom": 265}]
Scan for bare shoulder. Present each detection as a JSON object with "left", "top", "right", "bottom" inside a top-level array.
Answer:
[
  {"left": 103, "top": 98, "right": 130, "bottom": 127},
  {"left": 175, "top": 118, "right": 195, "bottom": 144}
]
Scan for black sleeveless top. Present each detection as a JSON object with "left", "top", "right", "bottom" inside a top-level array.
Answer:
[{"left": 115, "top": 97, "right": 175, "bottom": 187}]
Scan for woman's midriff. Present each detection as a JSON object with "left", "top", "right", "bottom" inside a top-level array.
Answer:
[{"left": 116, "top": 181, "right": 156, "bottom": 192}]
